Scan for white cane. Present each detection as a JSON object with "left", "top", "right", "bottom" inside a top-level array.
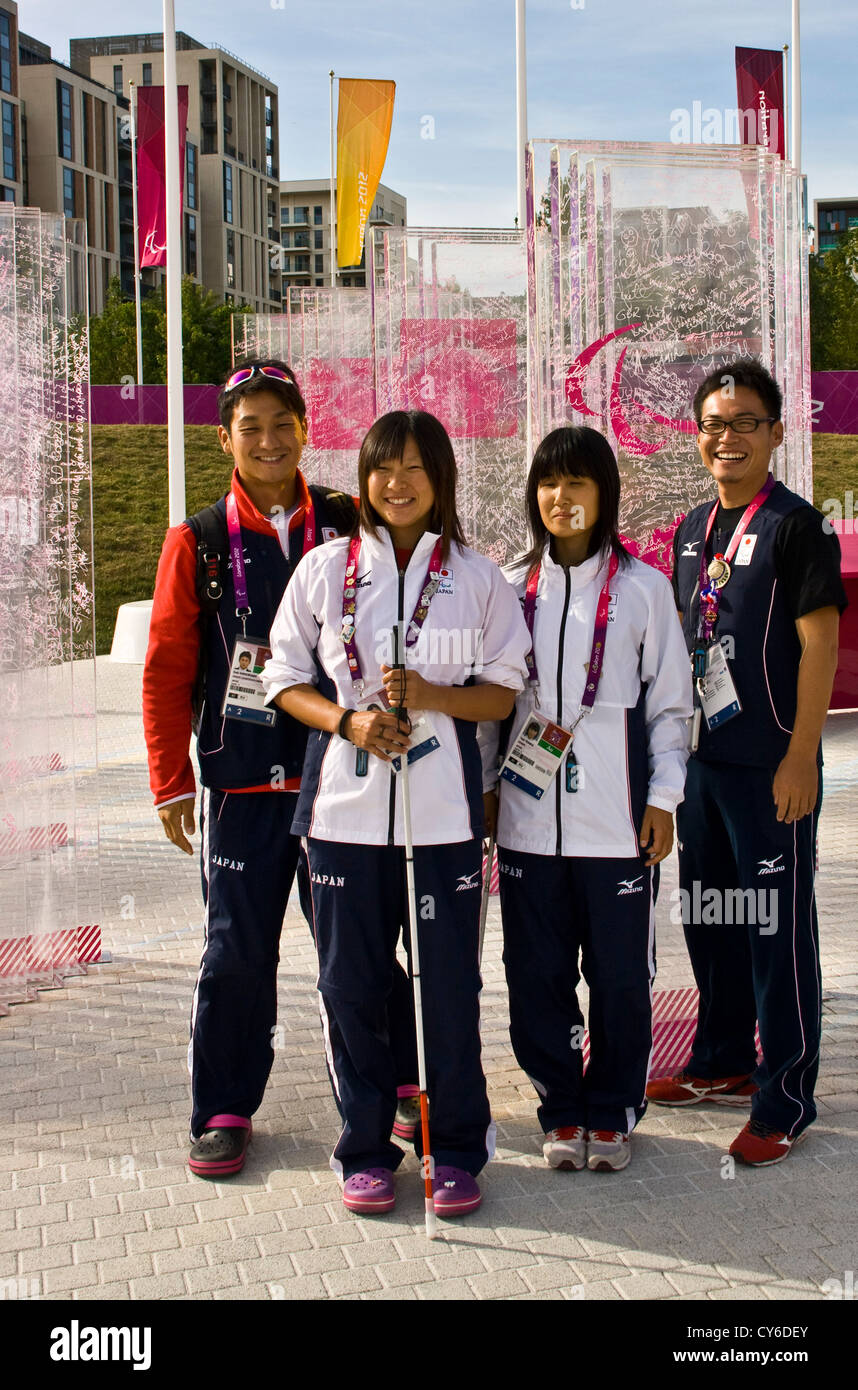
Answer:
[
  {"left": 478, "top": 832, "right": 496, "bottom": 966},
  {"left": 394, "top": 619, "right": 438, "bottom": 1240}
]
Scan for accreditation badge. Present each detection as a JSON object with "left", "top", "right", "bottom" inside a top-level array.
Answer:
[
  {"left": 222, "top": 638, "right": 278, "bottom": 726},
  {"left": 499, "top": 709, "right": 574, "bottom": 799},
  {"left": 697, "top": 639, "right": 741, "bottom": 731},
  {"left": 357, "top": 687, "right": 441, "bottom": 770}
]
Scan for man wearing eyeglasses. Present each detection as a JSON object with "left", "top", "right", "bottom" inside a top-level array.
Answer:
[
  {"left": 647, "top": 359, "right": 846, "bottom": 1167},
  {"left": 143, "top": 358, "right": 359, "bottom": 1178}
]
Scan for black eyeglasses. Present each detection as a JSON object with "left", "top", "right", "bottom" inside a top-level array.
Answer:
[{"left": 698, "top": 415, "right": 776, "bottom": 436}]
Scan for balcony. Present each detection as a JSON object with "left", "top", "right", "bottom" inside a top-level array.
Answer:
[
  {"left": 265, "top": 108, "right": 273, "bottom": 126},
  {"left": 265, "top": 137, "right": 273, "bottom": 156},
  {"left": 223, "top": 114, "right": 233, "bottom": 135},
  {"left": 200, "top": 78, "right": 217, "bottom": 98},
  {"left": 269, "top": 287, "right": 281, "bottom": 302},
  {"left": 222, "top": 81, "right": 232, "bottom": 102},
  {"left": 201, "top": 105, "right": 216, "bottom": 129},
  {"left": 225, "top": 143, "right": 236, "bottom": 159}
]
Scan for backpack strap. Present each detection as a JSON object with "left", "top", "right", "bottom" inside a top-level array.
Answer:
[
  {"left": 184, "top": 499, "right": 228, "bottom": 735},
  {"left": 186, "top": 500, "right": 228, "bottom": 615}
]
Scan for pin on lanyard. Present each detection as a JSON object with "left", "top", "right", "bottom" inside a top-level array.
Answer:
[
  {"left": 341, "top": 534, "right": 444, "bottom": 697},
  {"left": 226, "top": 490, "right": 317, "bottom": 637},
  {"left": 696, "top": 472, "right": 774, "bottom": 644},
  {"left": 522, "top": 553, "right": 619, "bottom": 727}
]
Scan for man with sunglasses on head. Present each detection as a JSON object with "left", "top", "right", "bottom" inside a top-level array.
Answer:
[
  {"left": 646, "top": 360, "right": 846, "bottom": 1167},
  {"left": 143, "top": 359, "right": 358, "bottom": 1178}
]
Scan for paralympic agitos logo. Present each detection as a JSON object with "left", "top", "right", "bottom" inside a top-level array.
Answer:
[{"left": 566, "top": 322, "right": 697, "bottom": 458}]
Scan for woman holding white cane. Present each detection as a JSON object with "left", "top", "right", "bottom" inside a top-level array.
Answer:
[{"left": 262, "top": 410, "right": 529, "bottom": 1219}]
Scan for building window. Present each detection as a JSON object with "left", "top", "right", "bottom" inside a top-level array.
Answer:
[
  {"left": 314, "top": 229, "right": 323, "bottom": 249},
  {"left": 1, "top": 99, "right": 14, "bottom": 181},
  {"left": 313, "top": 205, "right": 323, "bottom": 225},
  {"left": 315, "top": 254, "right": 323, "bottom": 274},
  {"left": 57, "top": 81, "right": 73, "bottom": 160},
  {"left": 226, "top": 228, "right": 235, "bottom": 288},
  {"left": 293, "top": 205, "right": 308, "bottom": 224},
  {"left": 280, "top": 205, "right": 288, "bottom": 224},
  {"left": 293, "top": 229, "right": 308, "bottom": 249},
  {"left": 81, "top": 92, "right": 90, "bottom": 168},
  {"left": 142, "top": 64, "right": 152, "bottom": 86},
  {"left": 315, "top": 278, "right": 323, "bottom": 286},
  {"left": 0, "top": 11, "right": 12, "bottom": 95},
  {"left": 223, "top": 162, "right": 233, "bottom": 223},
  {"left": 186, "top": 142, "right": 196, "bottom": 210},
  {"left": 0, "top": 184, "right": 13, "bottom": 201},
  {"left": 185, "top": 213, "right": 197, "bottom": 276},
  {"left": 293, "top": 255, "right": 309, "bottom": 272},
  {"left": 113, "top": 64, "right": 123, "bottom": 95},
  {"left": 63, "top": 166, "right": 74, "bottom": 217}
]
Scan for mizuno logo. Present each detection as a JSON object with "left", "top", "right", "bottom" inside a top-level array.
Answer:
[
  {"left": 681, "top": 542, "right": 700, "bottom": 557},
  {"left": 758, "top": 855, "right": 785, "bottom": 874},
  {"left": 617, "top": 876, "right": 643, "bottom": 895},
  {"left": 456, "top": 871, "right": 480, "bottom": 892},
  {"left": 355, "top": 571, "right": 372, "bottom": 587}
]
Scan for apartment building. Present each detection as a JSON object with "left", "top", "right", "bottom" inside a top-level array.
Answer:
[
  {"left": 72, "top": 31, "right": 280, "bottom": 311},
  {"left": 278, "top": 178, "right": 406, "bottom": 289},
  {"left": 813, "top": 197, "right": 858, "bottom": 258},
  {"left": 1, "top": 4, "right": 29, "bottom": 208},
  {"left": 17, "top": 25, "right": 121, "bottom": 314}
]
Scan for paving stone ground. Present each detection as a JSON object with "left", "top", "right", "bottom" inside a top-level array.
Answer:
[{"left": 2, "top": 657, "right": 856, "bottom": 1302}]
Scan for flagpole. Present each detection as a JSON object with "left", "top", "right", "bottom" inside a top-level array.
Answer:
[
  {"left": 163, "top": 0, "right": 185, "bottom": 527},
  {"left": 782, "top": 46, "right": 789, "bottom": 162},
  {"left": 791, "top": 0, "right": 801, "bottom": 177},
  {"left": 515, "top": 0, "right": 527, "bottom": 229},
  {"left": 128, "top": 82, "right": 144, "bottom": 389},
  {"left": 329, "top": 70, "right": 336, "bottom": 288}
]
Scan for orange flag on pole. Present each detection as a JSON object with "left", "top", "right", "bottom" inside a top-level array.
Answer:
[{"left": 336, "top": 78, "right": 395, "bottom": 268}]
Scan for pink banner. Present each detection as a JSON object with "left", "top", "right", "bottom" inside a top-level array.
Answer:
[
  {"left": 735, "top": 47, "right": 785, "bottom": 157},
  {"left": 136, "top": 85, "right": 189, "bottom": 268}
]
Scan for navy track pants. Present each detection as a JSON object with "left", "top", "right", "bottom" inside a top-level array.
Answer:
[
  {"left": 677, "top": 758, "right": 822, "bottom": 1136},
  {"left": 306, "top": 838, "right": 493, "bottom": 1179},
  {"left": 190, "top": 789, "right": 301, "bottom": 1137},
  {"left": 499, "top": 849, "right": 656, "bottom": 1135}
]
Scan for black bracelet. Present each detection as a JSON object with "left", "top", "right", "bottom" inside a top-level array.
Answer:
[{"left": 337, "top": 709, "right": 354, "bottom": 742}]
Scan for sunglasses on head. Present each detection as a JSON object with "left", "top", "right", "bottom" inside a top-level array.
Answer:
[{"left": 223, "top": 364, "right": 297, "bottom": 392}]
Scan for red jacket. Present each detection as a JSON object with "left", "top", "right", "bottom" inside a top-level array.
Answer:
[{"left": 143, "top": 468, "right": 318, "bottom": 806}]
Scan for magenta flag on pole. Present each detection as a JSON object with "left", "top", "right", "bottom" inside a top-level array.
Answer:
[
  {"left": 136, "top": 85, "right": 189, "bottom": 267},
  {"left": 735, "top": 47, "right": 785, "bottom": 157}
]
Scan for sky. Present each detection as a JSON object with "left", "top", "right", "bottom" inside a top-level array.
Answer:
[{"left": 30, "top": 0, "right": 858, "bottom": 229}]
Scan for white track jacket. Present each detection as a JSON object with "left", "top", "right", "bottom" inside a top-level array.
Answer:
[
  {"left": 487, "top": 544, "right": 693, "bottom": 859},
  {"left": 262, "top": 527, "right": 531, "bottom": 847}
]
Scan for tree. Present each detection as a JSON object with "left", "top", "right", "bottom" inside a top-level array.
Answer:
[
  {"left": 809, "top": 228, "right": 858, "bottom": 371},
  {"left": 88, "top": 276, "right": 251, "bottom": 384}
]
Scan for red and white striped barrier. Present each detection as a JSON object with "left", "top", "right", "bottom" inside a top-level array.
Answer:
[
  {"left": 0, "top": 752, "right": 65, "bottom": 782},
  {"left": 0, "top": 822, "right": 68, "bottom": 860},
  {"left": 580, "top": 986, "right": 762, "bottom": 1077},
  {"left": 0, "top": 924, "right": 101, "bottom": 977}
]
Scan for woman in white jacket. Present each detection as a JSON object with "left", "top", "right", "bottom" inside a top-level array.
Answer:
[
  {"left": 484, "top": 426, "right": 692, "bottom": 1174},
  {"left": 262, "top": 410, "right": 530, "bottom": 1218}
]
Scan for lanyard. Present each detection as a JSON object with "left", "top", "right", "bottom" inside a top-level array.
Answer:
[
  {"left": 696, "top": 473, "right": 774, "bottom": 642},
  {"left": 225, "top": 489, "right": 317, "bottom": 633},
  {"left": 341, "top": 533, "right": 444, "bottom": 694},
  {"left": 523, "top": 552, "right": 619, "bottom": 724}
]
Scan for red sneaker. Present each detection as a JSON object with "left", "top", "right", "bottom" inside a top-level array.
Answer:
[
  {"left": 646, "top": 1069, "right": 757, "bottom": 1106},
  {"left": 729, "top": 1119, "right": 808, "bottom": 1167},
  {"left": 587, "top": 1130, "right": 630, "bottom": 1172},
  {"left": 543, "top": 1126, "right": 587, "bottom": 1171}
]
